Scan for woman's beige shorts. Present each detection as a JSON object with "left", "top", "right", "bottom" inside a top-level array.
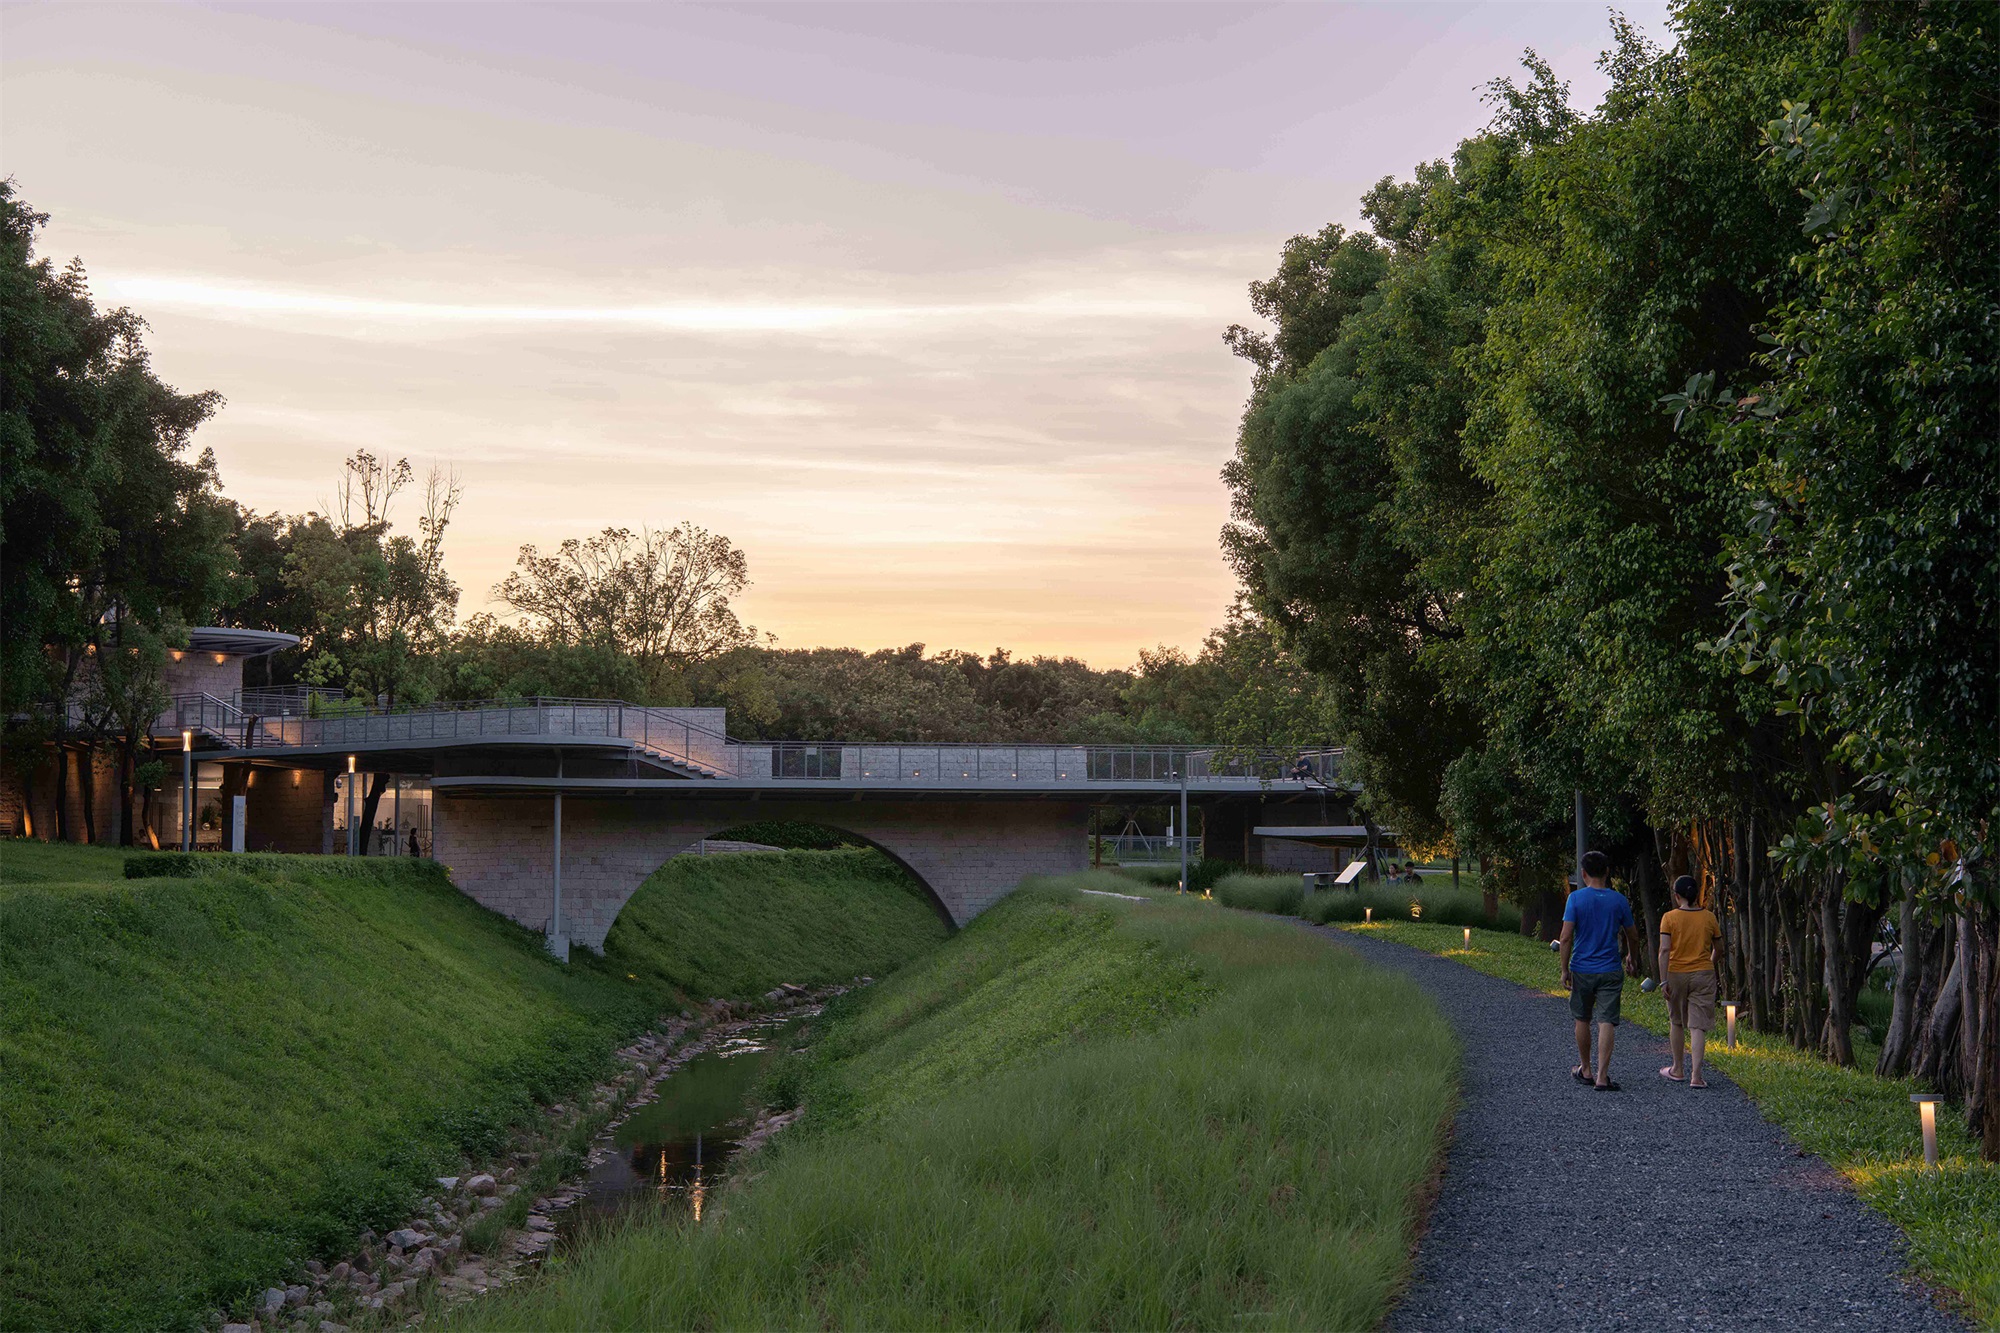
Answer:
[{"left": 1666, "top": 969, "right": 1718, "bottom": 1032}]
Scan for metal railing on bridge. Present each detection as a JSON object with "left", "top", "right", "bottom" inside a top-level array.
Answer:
[
  {"left": 732, "top": 740, "right": 1343, "bottom": 787},
  {"left": 1097, "top": 833, "right": 1203, "bottom": 863},
  {"left": 144, "top": 691, "right": 1343, "bottom": 789}
]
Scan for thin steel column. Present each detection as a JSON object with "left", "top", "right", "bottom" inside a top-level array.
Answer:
[
  {"left": 1574, "top": 790, "right": 1587, "bottom": 885},
  {"left": 550, "top": 752, "right": 565, "bottom": 959},
  {"left": 1178, "top": 761, "right": 1190, "bottom": 893}
]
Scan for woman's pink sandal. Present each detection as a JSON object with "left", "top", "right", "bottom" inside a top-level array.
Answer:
[{"left": 1660, "top": 1066, "right": 1685, "bottom": 1081}]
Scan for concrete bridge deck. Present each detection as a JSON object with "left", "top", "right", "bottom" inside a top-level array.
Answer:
[{"left": 165, "top": 694, "right": 1353, "bottom": 957}]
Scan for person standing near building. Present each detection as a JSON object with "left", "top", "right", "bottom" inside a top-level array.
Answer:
[
  {"left": 1558, "top": 850, "right": 1642, "bottom": 1091},
  {"left": 1657, "top": 875, "right": 1721, "bottom": 1088}
]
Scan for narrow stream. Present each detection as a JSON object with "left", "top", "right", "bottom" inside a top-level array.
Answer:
[{"left": 556, "top": 1014, "right": 798, "bottom": 1240}]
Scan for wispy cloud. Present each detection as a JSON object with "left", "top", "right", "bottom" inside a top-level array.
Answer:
[{"left": 100, "top": 274, "right": 1211, "bottom": 334}]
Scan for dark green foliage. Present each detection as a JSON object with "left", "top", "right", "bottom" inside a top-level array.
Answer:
[
  {"left": 705, "top": 820, "right": 866, "bottom": 850},
  {"left": 0, "top": 181, "right": 235, "bottom": 716},
  {"left": 1211, "top": 870, "right": 1523, "bottom": 933},
  {"left": 1185, "top": 856, "right": 1240, "bottom": 894}
]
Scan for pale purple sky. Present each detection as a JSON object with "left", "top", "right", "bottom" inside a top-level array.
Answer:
[{"left": 3, "top": 1, "right": 1671, "bottom": 665}]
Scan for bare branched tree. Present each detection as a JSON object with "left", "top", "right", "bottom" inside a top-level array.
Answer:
[{"left": 496, "top": 523, "right": 755, "bottom": 690}]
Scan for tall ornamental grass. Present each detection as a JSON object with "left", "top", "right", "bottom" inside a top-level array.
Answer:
[{"left": 452, "top": 878, "right": 1458, "bottom": 1332}]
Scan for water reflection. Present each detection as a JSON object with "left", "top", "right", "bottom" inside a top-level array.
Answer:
[{"left": 559, "top": 1016, "right": 794, "bottom": 1241}]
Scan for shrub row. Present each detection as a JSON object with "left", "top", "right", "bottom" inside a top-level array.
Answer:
[{"left": 1212, "top": 870, "right": 1522, "bottom": 933}]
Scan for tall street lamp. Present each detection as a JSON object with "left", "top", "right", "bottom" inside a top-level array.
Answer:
[{"left": 181, "top": 730, "right": 193, "bottom": 852}]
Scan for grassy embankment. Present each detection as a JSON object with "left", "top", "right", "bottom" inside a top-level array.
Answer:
[
  {"left": 0, "top": 842, "right": 944, "bottom": 1333},
  {"left": 452, "top": 873, "right": 1459, "bottom": 1332},
  {"left": 1339, "top": 919, "right": 2000, "bottom": 1327}
]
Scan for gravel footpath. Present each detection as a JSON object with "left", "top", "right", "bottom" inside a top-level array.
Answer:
[{"left": 1310, "top": 924, "right": 1965, "bottom": 1331}]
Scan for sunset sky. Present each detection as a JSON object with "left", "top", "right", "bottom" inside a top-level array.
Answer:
[{"left": 3, "top": 2, "right": 1668, "bottom": 665}]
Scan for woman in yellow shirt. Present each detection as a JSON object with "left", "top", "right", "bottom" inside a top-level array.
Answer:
[{"left": 1657, "top": 875, "right": 1722, "bottom": 1088}]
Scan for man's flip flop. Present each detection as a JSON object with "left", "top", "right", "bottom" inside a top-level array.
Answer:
[
  {"left": 1593, "top": 1081, "right": 1622, "bottom": 1092},
  {"left": 1572, "top": 1065, "right": 1591, "bottom": 1085},
  {"left": 1660, "top": 1066, "right": 1685, "bottom": 1082}
]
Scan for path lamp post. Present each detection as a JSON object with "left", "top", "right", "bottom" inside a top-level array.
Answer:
[
  {"left": 1723, "top": 1000, "right": 1740, "bottom": 1049},
  {"left": 345, "top": 756, "right": 357, "bottom": 856},
  {"left": 1911, "top": 1094, "right": 1943, "bottom": 1168},
  {"left": 181, "top": 730, "right": 193, "bottom": 851}
]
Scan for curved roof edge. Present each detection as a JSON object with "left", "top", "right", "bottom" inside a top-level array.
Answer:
[{"left": 186, "top": 627, "right": 302, "bottom": 656}]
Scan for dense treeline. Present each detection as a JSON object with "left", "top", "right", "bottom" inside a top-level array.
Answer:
[{"left": 1221, "top": 3, "right": 1997, "bottom": 1153}]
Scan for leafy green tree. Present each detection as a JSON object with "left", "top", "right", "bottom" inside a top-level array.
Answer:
[
  {"left": 496, "top": 522, "right": 754, "bottom": 697},
  {"left": 1, "top": 180, "right": 235, "bottom": 839},
  {"left": 1694, "top": 3, "right": 1998, "bottom": 1150}
]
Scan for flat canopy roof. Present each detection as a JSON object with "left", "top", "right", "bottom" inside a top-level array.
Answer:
[
  {"left": 187, "top": 627, "right": 301, "bottom": 656},
  {"left": 1254, "top": 825, "right": 1395, "bottom": 847}
]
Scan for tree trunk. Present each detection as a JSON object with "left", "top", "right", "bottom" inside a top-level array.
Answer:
[
  {"left": 1876, "top": 889, "right": 1922, "bottom": 1077},
  {"left": 357, "top": 771, "right": 391, "bottom": 855},
  {"left": 1917, "top": 927, "right": 1965, "bottom": 1094},
  {"left": 118, "top": 746, "right": 134, "bottom": 847},
  {"left": 53, "top": 744, "right": 71, "bottom": 843},
  {"left": 1522, "top": 877, "right": 1564, "bottom": 943},
  {"left": 79, "top": 745, "right": 98, "bottom": 845},
  {"left": 1633, "top": 848, "right": 1667, "bottom": 984},
  {"left": 1821, "top": 891, "right": 1855, "bottom": 1067},
  {"left": 1966, "top": 904, "right": 1999, "bottom": 1161}
]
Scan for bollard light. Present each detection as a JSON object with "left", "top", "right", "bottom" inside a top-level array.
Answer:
[
  {"left": 1724, "top": 1001, "right": 1739, "bottom": 1049},
  {"left": 1911, "top": 1094, "right": 1942, "bottom": 1168},
  {"left": 1364, "top": 907, "right": 1372, "bottom": 923},
  {"left": 1463, "top": 926, "right": 1472, "bottom": 948}
]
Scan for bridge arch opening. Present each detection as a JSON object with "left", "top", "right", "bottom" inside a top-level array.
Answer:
[
  {"left": 702, "top": 818, "right": 957, "bottom": 929},
  {"left": 602, "top": 817, "right": 957, "bottom": 946}
]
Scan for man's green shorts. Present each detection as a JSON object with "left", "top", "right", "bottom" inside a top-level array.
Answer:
[{"left": 1569, "top": 970, "right": 1625, "bottom": 1026}]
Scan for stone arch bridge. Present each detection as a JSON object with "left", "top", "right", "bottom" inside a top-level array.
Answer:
[{"left": 158, "top": 698, "right": 1353, "bottom": 955}]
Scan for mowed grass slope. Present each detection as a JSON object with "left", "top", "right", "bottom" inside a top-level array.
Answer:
[
  {"left": 455, "top": 874, "right": 1459, "bottom": 1332},
  {"left": 602, "top": 848, "right": 950, "bottom": 1001},
  {"left": 1344, "top": 920, "right": 2000, "bottom": 1328},
  {"left": 0, "top": 843, "right": 947, "bottom": 1332}
]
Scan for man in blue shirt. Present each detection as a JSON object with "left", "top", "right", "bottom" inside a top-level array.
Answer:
[{"left": 1559, "top": 849, "right": 1642, "bottom": 1091}]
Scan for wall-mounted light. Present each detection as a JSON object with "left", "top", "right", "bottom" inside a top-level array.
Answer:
[
  {"left": 246, "top": 770, "right": 256, "bottom": 788},
  {"left": 1911, "top": 1094, "right": 1943, "bottom": 1168},
  {"left": 171, "top": 650, "right": 184, "bottom": 661},
  {"left": 291, "top": 770, "right": 302, "bottom": 787},
  {"left": 212, "top": 652, "right": 228, "bottom": 665}
]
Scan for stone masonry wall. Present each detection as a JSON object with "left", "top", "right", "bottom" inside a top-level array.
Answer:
[
  {"left": 432, "top": 793, "right": 1091, "bottom": 950},
  {"left": 244, "top": 767, "right": 330, "bottom": 853}
]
